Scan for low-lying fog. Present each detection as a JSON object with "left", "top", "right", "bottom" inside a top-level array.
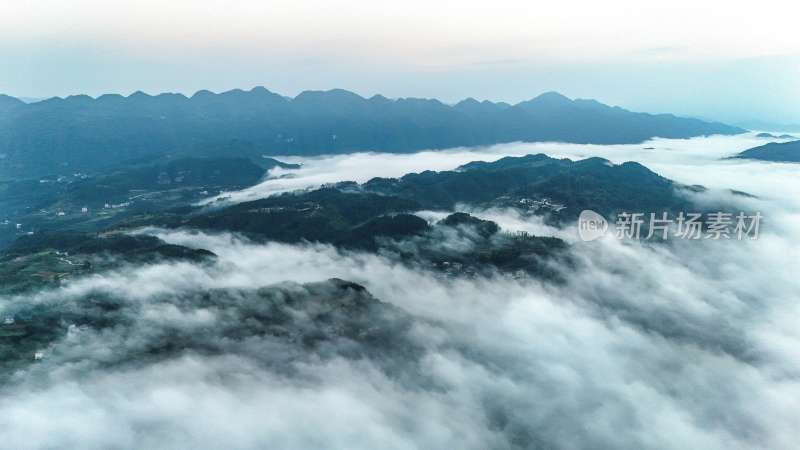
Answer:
[
  {"left": 208, "top": 133, "right": 800, "bottom": 207},
  {"left": 1, "top": 132, "right": 798, "bottom": 450}
]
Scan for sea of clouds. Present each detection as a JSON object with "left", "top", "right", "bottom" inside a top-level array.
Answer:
[{"left": 1, "top": 133, "right": 798, "bottom": 449}]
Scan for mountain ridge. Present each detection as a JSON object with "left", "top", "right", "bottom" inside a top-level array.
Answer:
[
  {"left": 0, "top": 87, "right": 745, "bottom": 179},
  {"left": 733, "top": 140, "right": 800, "bottom": 162}
]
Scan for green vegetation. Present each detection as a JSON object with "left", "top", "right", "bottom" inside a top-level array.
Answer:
[
  {"left": 0, "top": 278, "right": 418, "bottom": 384},
  {"left": 0, "top": 157, "right": 293, "bottom": 249},
  {"left": 185, "top": 188, "right": 422, "bottom": 244},
  {"left": 733, "top": 140, "right": 800, "bottom": 162},
  {"left": 364, "top": 154, "right": 695, "bottom": 220},
  {"left": 0, "top": 233, "right": 215, "bottom": 295},
  {"left": 1, "top": 152, "right": 722, "bottom": 289}
]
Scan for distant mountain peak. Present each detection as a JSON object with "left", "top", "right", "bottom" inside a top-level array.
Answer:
[
  {"left": 457, "top": 97, "right": 481, "bottom": 106},
  {"left": 191, "top": 89, "right": 215, "bottom": 98},
  {"left": 96, "top": 93, "right": 125, "bottom": 102},
  {"left": 250, "top": 86, "right": 276, "bottom": 95},
  {"left": 128, "top": 90, "right": 152, "bottom": 99},
  {"left": 369, "top": 94, "right": 391, "bottom": 103},
  {"left": 734, "top": 140, "right": 800, "bottom": 163},
  {"left": 156, "top": 92, "right": 188, "bottom": 99},
  {"left": 530, "top": 91, "right": 571, "bottom": 103},
  {"left": 538, "top": 91, "right": 569, "bottom": 99},
  {"left": 0, "top": 93, "right": 25, "bottom": 106},
  {"left": 294, "top": 88, "right": 365, "bottom": 102},
  {"left": 454, "top": 97, "right": 487, "bottom": 113},
  {"left": 514, "top": 91, "right": 574, "bottom": 111},
  {"left": 0, "top": 86, "right": 746, "bottom": 179},
  {"left": 63, "top": 94, "right": 95, "bottom": 106},
  {"left": 290, "top": 89, "right": 371, "bottom": 114}
]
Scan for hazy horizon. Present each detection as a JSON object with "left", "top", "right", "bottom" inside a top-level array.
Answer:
[
  {"left": 6, "top": 86, "right": 800, "bottom": 131},
  {"left": 2, "top": 0, "right": 799, "bottom": 125}
]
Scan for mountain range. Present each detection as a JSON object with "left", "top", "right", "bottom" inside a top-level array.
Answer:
[
  {"left": 733, "top": 140, "right": 800, "bottom": 162},
  {"left": 0, "top": 88, "right": 744, "bottom": 179},
  {"left": 1, "top": 151, "right": 712, "bottom": 285}
]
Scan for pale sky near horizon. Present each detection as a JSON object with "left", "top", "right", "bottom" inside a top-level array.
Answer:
[{"left": 1, "top": 0, "right": 799, "bottom": 124}]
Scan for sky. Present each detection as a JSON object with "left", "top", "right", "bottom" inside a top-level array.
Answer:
[{"left": 1, "top": 0, "right": 799, "bottom": 124}]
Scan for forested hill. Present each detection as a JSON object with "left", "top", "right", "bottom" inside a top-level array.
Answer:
[
  {"left": 0, "top": 88, "right": 744, "bottom": 179},
  {"left": 733, "top": 140, "right": 800, "bottom": 162}
]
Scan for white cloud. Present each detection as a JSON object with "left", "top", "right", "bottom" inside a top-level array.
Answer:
[
  {"left": 1, "top": 134, "right": 799, "bottom": 449},
  {"left": 206, "top": 132, "right": 792, "bottom": 207}
]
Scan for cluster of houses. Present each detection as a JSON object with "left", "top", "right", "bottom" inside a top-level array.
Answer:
[
  {"left": 23, "top": 206, "right": 93, "bottom": 218},
  {"left": 517, "top": 197, "right": 566, "bottom": 212},
  {"left": 252, "top": 206, "right": 287, "bottom": 214},
  {"left": 434, "top": 261, "right": 529, "bottom": 280},
  {"left": 250, "top": 203, "right": 322, "bottom": 215},
  {"left": 54, "top": 207, "right": 90, "bottom": 215},
  {"left": 491, "top": 196, "right": 567, "bottom": 213},
  {"left": 0, "top": 220, "right": 20, "bottom": 228},
  {"left": 104, "top": 202, "right": 131, "bottom": 209},
  {"left": 38, "top": 172, "right": 89, "bottom": 184},
  {"left": 3, "top": 221, "right": 34, "bottom": 235},
  {"left": 436, "top": 261, "right": 476, "bottom": 278},
  {"left": 3, "top": 316, "right": 52, "bottom": 361}
]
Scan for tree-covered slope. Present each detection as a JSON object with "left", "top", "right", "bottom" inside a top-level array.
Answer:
[
  {"left": 364, "top": 153, "right": 695, "bottom": 219},
  {"left": 0, "top": 157, "right": 294, "bottom": 249},
  {"left": 733, "top": 140, "right": 800, "bottom": 162}
]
